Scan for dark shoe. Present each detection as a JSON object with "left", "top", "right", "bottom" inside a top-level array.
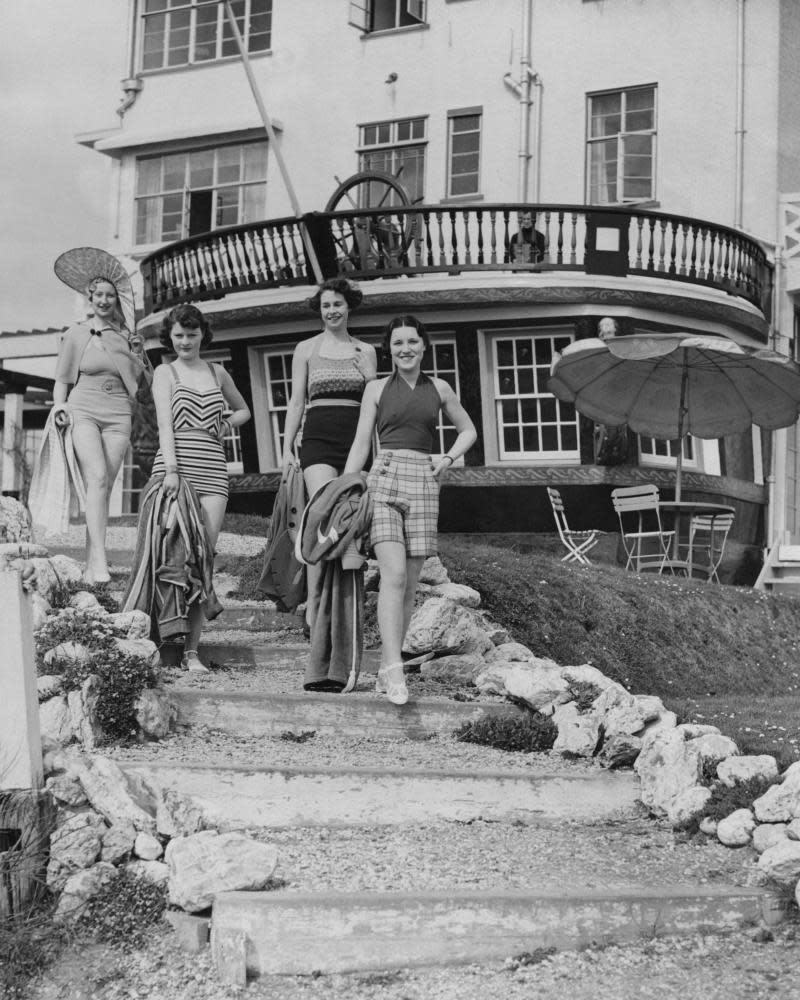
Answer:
[{"left": 303, "top": 679, "right": 345, "bottom": 693}]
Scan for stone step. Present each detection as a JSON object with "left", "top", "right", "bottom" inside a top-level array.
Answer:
[
  {"left": 170, "top": 687, "right": 501, "bottom": 741},
  {"left": 195, "top": 643, "right": 380, "bottom": 671},
  {"left": 210, "top": 885, "right": 785, "bottom": 981},
  {"left": 205, "top": 607, "right": 302, "bottom": 632},
  {"left": 121, "top": 760, "right": 639, "bottom": 829}
]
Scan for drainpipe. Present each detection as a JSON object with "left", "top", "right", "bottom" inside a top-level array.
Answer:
[
  {"left": 733, "top": 0, "right": 746, "bottom": 228},
  {"left": 118, "top": 0, "right": 143, "bottom": 118},
  {"left": 502, "top": 0, "right": 536, "bottom": 201}
]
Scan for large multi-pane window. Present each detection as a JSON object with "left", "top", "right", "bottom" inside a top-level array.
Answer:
[
  {"left": 135, "top": 142, "right": 267, "bottom": 244},
  {"left": 140, "top": 0, "right": 271, "bottom": 71},
  {"left": 358, "top": 118, "right": 427, "bottom": 204},
  {"left": 447, "top": 109, "right": 481, "bottom": 198},
  {"left": 587, "top": 85, "right": 656, "bottom": 204},
  {"left": 348, "top": 0, "right": 427, "bottom": 33},
  {"left": 639, "top": 435, "right": 696, "bottom": 467},
  {"left": 493, "top": 333, "right": 579, "bottom": 460}
]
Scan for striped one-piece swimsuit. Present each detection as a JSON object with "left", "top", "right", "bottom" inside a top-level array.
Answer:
[{"left": 151, "top": 363, "right": 229, "bottom": 499}]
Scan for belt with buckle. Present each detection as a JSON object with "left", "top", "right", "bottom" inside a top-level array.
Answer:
[{"left": 101, "top": 380, "right": 116, "bottom": 392}]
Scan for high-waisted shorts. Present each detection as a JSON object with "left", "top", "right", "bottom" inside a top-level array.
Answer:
[
  {"left": 299, "top": 404, "right": 360, "bottom": 471},
  {"left": 68, "top": 374, "right": 132, "bottom": 436},
  {"left": 367, "top": 449, "right": 439, "bottom": 558}
]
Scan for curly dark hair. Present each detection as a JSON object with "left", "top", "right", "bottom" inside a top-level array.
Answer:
[
  {"left": 160, "top": 303, "right": 213, "bottom": 349},
  {"left": 306, "top": 277, "right": 363, "bottom": 314},
  {"left": 381, "top": 314, "right": 430, "bottom": 354}
]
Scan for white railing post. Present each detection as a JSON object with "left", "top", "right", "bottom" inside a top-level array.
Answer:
[{"left": 0, "top": 570, "right": 42, "bottom": 790}]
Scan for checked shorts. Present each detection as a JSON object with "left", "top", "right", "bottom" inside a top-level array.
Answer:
[{"left": 367, "top": 449, "right": 439, "bottom": 558}]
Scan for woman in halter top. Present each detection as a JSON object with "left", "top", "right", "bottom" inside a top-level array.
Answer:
[
  {"left": 152, "top": 303, "right": 251, "bottom": 671},
  {"left": 344, "top": 315, "right": 476, "bottom": 705},
  {"left": 281, "top": 278, "right": 377, "bottom": 661}
]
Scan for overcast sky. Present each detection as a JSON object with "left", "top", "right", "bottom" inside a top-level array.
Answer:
[{"left": 0, "top": 1, "right": 127, "bottom": 333}]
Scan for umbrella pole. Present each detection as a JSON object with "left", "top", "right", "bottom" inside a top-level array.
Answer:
[
  {"left": 675, "top": 353, "right": 688, "bottom": 504},
  {"left": 220, "top": 0, "right": 324, "bottom": 283}
]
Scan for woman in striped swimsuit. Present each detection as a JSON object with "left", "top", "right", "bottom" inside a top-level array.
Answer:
[{"left": 151, "top": 303, "right": 251, "bottom": 671}]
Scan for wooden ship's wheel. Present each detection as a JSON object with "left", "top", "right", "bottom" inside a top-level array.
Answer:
[{"left": 324, "top": 170, "right": 417, "bottom": 270}]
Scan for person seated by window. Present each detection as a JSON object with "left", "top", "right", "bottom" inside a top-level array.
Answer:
[{"left": 509, "top": 211, "right": 546, "bottom": 264}]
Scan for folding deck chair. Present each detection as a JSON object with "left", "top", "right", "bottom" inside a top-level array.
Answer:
[
  {"left": 546, "top": 487, "right": 602, "bottom": 566},
  {"left": 687, "top": 512, "right": 734, "bottom": 583},
  {"left": 611, "top": 484, "right": 675, "bottom": 573}
]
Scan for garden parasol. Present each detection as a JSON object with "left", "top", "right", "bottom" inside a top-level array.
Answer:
[{"left": 549, "top": 333, "right": 800, "bottom": 500}]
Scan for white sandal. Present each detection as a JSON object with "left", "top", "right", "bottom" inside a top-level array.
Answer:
[
  {"left": 376, "top": 663, "right": 408, "bottom": 706},
  {"left": 181, "top": 649, "right": 209, "bottom": 673}
]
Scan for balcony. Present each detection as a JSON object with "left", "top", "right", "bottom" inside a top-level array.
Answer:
[{"left": 140, "top": 203, "right": 772, "bottom": 324}]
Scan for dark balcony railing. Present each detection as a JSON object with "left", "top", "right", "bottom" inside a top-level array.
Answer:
[{"left": 141, "top": 204, "right": 772, "bottom": 318}]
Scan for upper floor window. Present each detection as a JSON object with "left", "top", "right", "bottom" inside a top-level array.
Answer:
[
  {"left": 358, "top": 117, "right": 427, "bottom": 203},
  {"left": 447, "top": 108, "right": 481, "bottom": 198},
  {"left": 135, "top": 141, "right": 267, "bottom": 244},
  {"left": 348, "top": 0, "right": 427, "bottom": 33},
  {"left": 140, "top": 0, "right": 271, "bottom": 71},
  {"left": 587, "top": 85, "right": 656, "bottom": 204}
]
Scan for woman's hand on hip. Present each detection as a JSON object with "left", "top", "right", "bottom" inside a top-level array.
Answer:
[{"left": 163, "top": 471, "right": 180, "bottom": 498}]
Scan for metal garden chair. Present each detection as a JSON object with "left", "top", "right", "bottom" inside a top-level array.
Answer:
[
  {"left": 546, "top": 487, "right": 602, "bottom": 566},
  {"left": 611, "top": 484, "right": 675, "bottom": 573},
  {"left": 687, "top": 512, "right": 734, "bottom": 582}
]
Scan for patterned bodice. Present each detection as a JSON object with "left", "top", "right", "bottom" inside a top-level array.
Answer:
[
  {"left": 171, "top": 364, "right": 225, "bottom": 435},
  {"left": 307, "top": 337, "right": 366, "bottom": 403}
]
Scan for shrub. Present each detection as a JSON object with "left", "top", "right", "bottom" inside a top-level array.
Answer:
[
  {"left": 567, "top": 680, "right": 604, "bottom": 712},
  {"left": 48, "top": 578, "right": 119, "bottom": 614},
  {"left": 702, "top": 775, "right": 780, "bottom": 824},
  {"left": 76, "top": 870, "right": 167, "bottom": 950},
  {"left": 454, "top": 707, "right": 557, "bottom": 753},
  {"left": 61, "top": 651, "right": 159, "bottom": 742},
  {"left": 34, "top": 608, "right": 117, "bottom": 671}
]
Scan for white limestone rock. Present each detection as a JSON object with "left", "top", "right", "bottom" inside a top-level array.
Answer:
[
  {"left": 165, "top": 830, "right": 279, "bottom": 913},
  {"left": 113, "top": 636, "right": 161, "bottom": 669},
  {"left": 156, "top": 789, "right": 205, "bottom": 839},
  {"left": 47, "top": 811, "right": 106, "bottom": 889},
  {"left": 559, "top": 663, "right": 617, "bottom": 693},
  {"left": 716, "top": 808, "right": 756, "bottom": 847},
  {"left": 691, "top": 733, "right": 739, "bottom": 770},
  {"left": 54, "top": 862, "right": 116, "bottom": 920},
  {"left": 45, "top": 773, "right": 87, "bottom": 807},
  {"left": 72, "top": 755, "right": 159, "bottom": 834},
  {"left": 591, "top": 685, "right": 648, "bottom": 739},
  {"left": 675, "top": 723, "right": 721, "bottom": 739},
  {"left": 126, "top": 860, "right": 170, "bottom": 884},
  {"left": 640, "top": 710, "right": 678, "bottom": 741},
  {"left": 29, "top": 591, "right": 51, "bottom": 631},
  {"left": 699, "top": 817, "right": 718, "bottom": 837},
  {"left": 67, "top": 675, "right": 103, "bottom": 750},
  {"left": 786, "top": 818, "right": 800, "bottom": 841},
  {"left": 420, "top": 653, "right": 485, "bottom": 683},
  {"left": 717, "top": 755, "right": 779, "bottom": 788},
  {"left": 404, "top": 597, "right": 494, "bottom": 657},
  {"left": 31, "top": 555, "right": 82, "bottom": 601},
  {"left": 69, "top": 591, "right": 102, "bottom": 612},
  {"left": 752, "top": 823, "right": 789, "bottom": 854},
  {"left": 667, "top": 786, "right": 712, "bottom": 828},
  {"left": 753, "top": 762, "right": 800, "bottom": 823},
  {"left": 480, "top": 618, "right": 510, "bottom": 646},
  {"left": 100, "top": 822, "right": 137, "bottom": 864},
  {"left": 134, "top": 831, "right": 164, "bottom": 861},
  {"left": 418, "top": 555, "right": 449, "bottom": 586},
  {"left": 39, "top": 695, "right": 74, "bottom": 746},
  {"left": 473, "top": 662, "right": 515, "bottom": 696},
  {"left": 757, "top": 839, "right": 800, "bottom": 888},
  {"left": 108, "top": 610, "right": 152, "bottom": 640},
  {"left": 135, "top": 687, "right": 177, "bottom": 740},
  {"left": 552, "top": 702, "right": 601, "bottom": 757},
  {"left": 634, "top": 728, "right": 703, "bottom": 816},
  {"left": 486, "top": 642, "right": 536, "bottom": 664},
  {"left": 503, "top": 661, "right": 572, "bottom": 714},
  {"left": 601, "top": 734, "right": 643, "bottom": 770},
  {"left": 427, "top": 582, "right": 481, "bottom": 607},
  {"left": 38, "top": 675, "right": 63, "bottom": 701},
  {"left": 631, "top": 694, "right": 667, "bottom": 723},
  {"left": 44, "top": 641, "right": 91, "bottom": 669}
]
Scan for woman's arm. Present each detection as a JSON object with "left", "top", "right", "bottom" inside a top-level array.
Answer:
[
  {"left": 431, "top": 379, "right": 477, "bottom": 478},
  {"left": 152, "top": 365, "right": 180, "bottom": 494},
  {"left": 217, "top": 366, "right": 251, "bottom": 435},
  {"left": 343, "top": 380, "right": 382, "bottom": 475},
  {"left": 353, "top": 340, "right": 378, "bottom": 382},
  {"left": 280, "top": 340, "right": 311, "bottom": 471}
]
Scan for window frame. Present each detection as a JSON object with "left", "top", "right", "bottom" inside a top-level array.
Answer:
[
  {"left": 139, "top": 0, "right": 272, "bottom": 73},
  {"left": 485, "top": 329, "right": 580, "bottom": 465},
  {"left": 586, "top": 84, "right": 657, "bottom": 205},
  {"left": 133, "top": 139, "right": 268, "bottom": 246},
  {"left": 446, "top": 107, "right": 482, "bottom": 199},
  {"left": 348, "top": 0, "right": 427, "bottom": 34},
  {"left": 357, "top": 116, "right": 428, "bottom": 204},
  {"left": 638, "top": 435, "right": 699, "bottom": 471}
]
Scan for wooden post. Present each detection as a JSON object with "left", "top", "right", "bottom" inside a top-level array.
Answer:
[
  {"left": 1, "top": 391, "right": 25, "bottom": 496},
  {"left": 0, "top": 570, "right": 42, "bottom": 791}
]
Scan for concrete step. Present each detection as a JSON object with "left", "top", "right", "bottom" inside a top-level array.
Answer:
[
  {"left": 210, "top": 884, "right": 786, "bottom": 981},
  {"left": 195, "top": 643, "right": 381, "bottom": 672},
  {"left": 121, "top": 759, "right": 640, "bottom": 829},
  {"left": 170, "top": 686, "right": 502, "bottom": 741},
  {"left": 205, "top": 607, "right": 302, "bottom": 632}
]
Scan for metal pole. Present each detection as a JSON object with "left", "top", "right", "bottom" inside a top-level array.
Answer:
[
  {"left": 675, "top": 353, "right": 689, "bottom": 503},
  {"left": 220, "top": 0, "right": 323, "bottom": 282}
]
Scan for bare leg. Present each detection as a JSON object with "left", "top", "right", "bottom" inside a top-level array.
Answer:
[
  {"left": 302, "top": 463, "right": 338, "bottom": 632},
  {"left": 183, "top": 493, "right": 227, "bottom": 671},
  {"left": 72, "top": 422, "right": 129, "bottom": 582},
  {"left": 401, "top": 556, "right": 425, "bottom": 647}
]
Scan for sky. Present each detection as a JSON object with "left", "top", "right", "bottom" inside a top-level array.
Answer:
[{"left": 0, "top": 1, "right": 127, "bottom": 333}]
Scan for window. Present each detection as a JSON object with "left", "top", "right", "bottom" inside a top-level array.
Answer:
[
  {"left": 263, "top": 349, "right": 294, "bottom": 462},
  {"left": 376, "top": 338, "right": 461, "bottom": 458},
  {"left": 447, "top": 109, "right": 481, "bottom": 198},
  {"left": 493, "top": 333, "right": 579, "bottom": 461},
  {"left": 135, "top": 141, "right": 267, "bottom": 244},
  {"left": 587, "top": 85, "right": 656, "bottom": 204},
  {"left": 639, "top": 435, "right": 697, "bottom": 468},
  {"left": 358, "top": 117, "right": 427, "bottom": 203},
  {"left": 348, "top": 0, "right": 426, "bottom": 33},
  {"left": 141, "top": 0, "right": 271, "bottom": 71}
]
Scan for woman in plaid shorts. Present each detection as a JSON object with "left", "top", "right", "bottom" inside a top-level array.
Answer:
[{"left": 344, "top": 315, "right": 476, "bottom": 705}]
